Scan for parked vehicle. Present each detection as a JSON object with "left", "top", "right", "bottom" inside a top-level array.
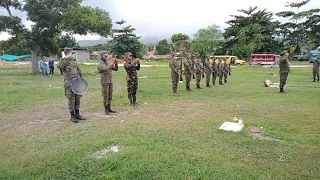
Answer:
[
  {"left": 249, "top": 54, "right": 280, "bottom": 65},
  {"left": 214, "top": 56, "right": 246, "bottom": 65}
]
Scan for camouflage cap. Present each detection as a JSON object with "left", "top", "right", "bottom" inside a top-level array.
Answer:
[
  {"left": 124, "top": 52, "right": 132, "bottom": 56},
  {"left": 280, "top": 51, "right": 286, "bottom": 56}
]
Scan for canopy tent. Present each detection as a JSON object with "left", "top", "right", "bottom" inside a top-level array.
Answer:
[{"left": 0, "top": 54, "right": 31, "bottom": 61}]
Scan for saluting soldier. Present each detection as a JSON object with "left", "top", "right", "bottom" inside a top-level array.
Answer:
[
  {"left": 97, "top": 54, "right": 118, "bottom": 115},
  {"left": 205, "top": 56, "right": 214, "bottom": 87},
  {"left": 194, "top": 55, "right": 203, "bottom": 89},
  {"left": 183, "top": 56, "right": 194, "bottom": 91},
  {"left": 124, "top": 52, "right": 140, "bottom": 106},
  {"left": 312, "top": 55, "right": 319, "bottom": 82},
  {"left": 169, "top": 54, "right": 180, "bottom": 94},
  {"left": 57, "top": 49, "right": 86, "bottom": 123},
  {"left": 279, "top": 51, "right": 290, "bottom": 93}
]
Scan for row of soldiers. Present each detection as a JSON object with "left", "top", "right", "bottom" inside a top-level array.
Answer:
[{"left": 169, "top": 54, "right": 231, "bottom": 94}]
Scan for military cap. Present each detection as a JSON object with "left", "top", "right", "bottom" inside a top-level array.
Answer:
[{"left": 280, "top": 51, "right": 286, "bottom": 56}]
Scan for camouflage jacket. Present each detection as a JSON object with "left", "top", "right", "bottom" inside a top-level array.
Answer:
[
  {"left": 183, "top": 59, "right": 192, "bottom": 74},
  {"left": 223, "top": 61, "right": 230, "bottom": 73},
  {"left": 312, "top": 58, "right": 319, "bottom": 70},
  {"left": 217, "top": 61, "right": 225, "bottom": 74},
  {"left": 194, "top": 60, "right": 203, "bottom": 74},
  {"left": 169, "top": 60, "right": 179, "bottom": 75},
  {"left": 57, "top": 59, "right": 82, "bottom": 88},
  {"left": 124, "top": 60, "right": 140, "bottom": 79},
  {"left": 188, "top": 59, "right": 194, "bottom": 71},
  {"left": 279, "top": 55, "right": 290, "bottom": 73},
  {"left": 204, "top": 59, "right": 213, "bottom": 72},
  {"left": 97, "top": 60, "right": 118, "bottom": 84}
]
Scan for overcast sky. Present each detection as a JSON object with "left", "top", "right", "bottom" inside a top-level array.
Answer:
[{"left": 1, "top": 0, "right": 319, "bottom": 41}]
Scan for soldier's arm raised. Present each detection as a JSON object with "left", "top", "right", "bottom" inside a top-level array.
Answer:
[
  {"left": 112, "top": 62, "right": 118, "bottom": 71},
  {"left": 135, "top": 62, "right": 140, "bottom": 70},
  {"left": 57, "top": 59, "right": 67, "bottom": 70},
  {"left": 97, "top": 61, "right": 108, "bottom": 73}
]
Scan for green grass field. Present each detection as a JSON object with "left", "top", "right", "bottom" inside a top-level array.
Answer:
[{"left": 0, "top": 62, "right": 319, "bottom": 179}]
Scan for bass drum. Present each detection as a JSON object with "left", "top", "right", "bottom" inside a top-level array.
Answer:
[{"left": 71, "top": 77, "right": 88, "bottom": 95}]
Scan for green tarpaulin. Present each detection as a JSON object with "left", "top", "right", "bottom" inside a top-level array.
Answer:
[{"left": 0, "top": 54, "right": 32, "bottom": 61}]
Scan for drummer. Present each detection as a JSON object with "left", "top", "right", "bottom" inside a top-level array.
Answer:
[{"left": 57, "top": 49, "right": 86, "bottom": 123}]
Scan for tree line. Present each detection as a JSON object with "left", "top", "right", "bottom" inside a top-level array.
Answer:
[{"left": 0, "top": 0, "right": 319, "bottom": 73}]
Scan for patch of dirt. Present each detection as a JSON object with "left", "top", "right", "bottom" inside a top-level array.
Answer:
[
  {"left": 248, "top": 126, "right": 282, "bottom": 141},
  {"left": 24, "top": 119, "right": 63, "bottom": 126}
]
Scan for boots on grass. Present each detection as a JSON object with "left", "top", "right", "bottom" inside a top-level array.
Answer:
[
  {"left": 75, "top": 110, "right": 86, "bottom": 120},
  {"left": 280, "top": 88, "right": 287, "bottom": 94},
  {"left": 219, "top": 81, "right": 224, "bottom": 85},
  {"left": 224, "top": 79, "right": 227, "bottom": 84},
  {"left": 105, "top": 105, "right": 110, "bottom": 115},
  {"left": 109, "top": 103, "right": 117, "bottom": 113},
  {"left": 70, "top": 111, "right": 79, "bottom": 123},
  {"left": 206, "top": 83, "right": 211, "bottom": 88}
]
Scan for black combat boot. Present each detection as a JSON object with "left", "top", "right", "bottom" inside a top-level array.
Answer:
[
  {"left": 318, "top": 79, "right": 319, "bottom": 82},
  {"left": 109, "top": 103, "right": 117, "bottom": 113},
  {"left": 75, "top": 110, "right": 86, "bottom": 120},
  {"left": 186, "top": 86, "right": 192, "bottom": 92},
  {"left": 219, "top": 81, "right": 224, "bottom": 85},
  {"left": 70, "top": 111, "right": 79, "bottom": 123},
  {"left": 224, "top": 79, "right": 227, "bottom": 84},
  {"left": 212, "top": 81, "right": 215, "bottom": 86},
  {"left": 206, "top": 83, "right": 211, "bottom": 88},
  {"left": 313, "top": 78, "right": 315, "bottom": 82},
  {"left": 105, "top": 105, "right": 110, "bottom": 115},
  {"left": 279, "top": 88, "right": 287, "bottom": 94}
]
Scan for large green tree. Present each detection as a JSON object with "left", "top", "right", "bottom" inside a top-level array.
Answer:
[
  {"left": 171, "top": 33, "right": 190, "bottom": 56},
  {"left": 190, "top": 24, "right": 223, "bottom": 59},
  {"left": 224, "top": 6, "right": 280, "bottom": 59},
  {"left": 276, "top": 0, "right": 320, "bottom": 53},
  {"left": 156, "top": 39, "right": 170, "bottom": 55},
  {"left": 0, "top": 0, "right": 112, "bottom": 74},
  {"left": 109, "top": 20, "right": 144, "bottom": 58}
]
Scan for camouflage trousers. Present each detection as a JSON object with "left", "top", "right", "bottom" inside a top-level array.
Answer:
[
  {"left": 65, "top": 87, "right": 81, "bottom": 112},
  {"left": 313, "top": 69, "right": 319, "bottom": 80},
  {"left": 212, "top": 71, "right": 217, "bottom": 85},
  {"left": 196, "top": 73, "right": 201, "bottom": 86},
  {"left": 218, "top": 72, "right": 223, "bottom": 82},
  {"left": 101, "top": 83, "right": 113, "bottom": 106},
  {"left": 280, "top": 72, "right": 288, "bottom": 88},
  {"left": 185, "top": 73, "right": 191, "bottom": 88},
  {"left": 205, "top": 70, "right": 211, "bottom": 85},
  {"left": 224, "top": 72, "right": 228, "bottom": 81},
  {"left": 127, "top": 76, "right": 138, "bottom": 103},
  {"left": 171, "top": 74, "right": 179, "bottom": 93}
]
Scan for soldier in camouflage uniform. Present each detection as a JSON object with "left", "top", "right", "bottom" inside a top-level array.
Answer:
[
  {"left": 194, "top": 55, "right": 203, "bottom": 89},
  {"left": 205, "top": 56, "right": 214, "bottom": 87},
  {"left": 223, "top": 58, "right": 231, "bottom": 84},
  {"left": 183, "top": 56, "right": 194, "bottom": 91},
  {"left": 124, "top": 52, "right": 140, "bottom": 106},
  {"left": 212, "top": 57, "right": 218, "bottom": 86},
  {"left": 312, "top": 55, "right": 319, "bottom": 82},
  {"left": 217, "top": 58, "right": 225, "bottom": 85},
  {"left": 169, "top": 54, "right": 180, "bottom": 94},
  {"left": 57, "top": 49, "right": 86, "bottom": 123},
  {"left": 279, "top": 51, "right": 290, "bottom": 93},
  {"left": 97, "top": 54, "right": 118, "bottom": 115}
]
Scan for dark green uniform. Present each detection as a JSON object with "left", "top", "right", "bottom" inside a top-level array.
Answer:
[
  {"left": 194, "top": 58, "right": 203, "bottom": 89},
  {"left": 57, "top": 58, "right": 85, "bottom": 122},
  {"left": 312, "top": 57, "right": 319, "bottom": 82},
  {"left": 279, "top": 53, "right": 290, "bottom": 93},
  {"left": 124, "top": 59, "right": 140, "bottom": 106},
  {"left": 183, "top": 58, "right": 193, "bottom": 91},
  {"left": 97, "top": 57, "right": 118, "bottom": 114},
  {"left": 204, "top": 59, "right": 213, "bottom": 87},
  {"left": 169, "top": 59, "right": 180, "bottom": 94}
]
